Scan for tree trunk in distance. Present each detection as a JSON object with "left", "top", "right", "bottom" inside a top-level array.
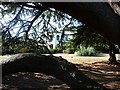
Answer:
[{"left": 108, "top": 42, "right": 118, "bottom": 65}]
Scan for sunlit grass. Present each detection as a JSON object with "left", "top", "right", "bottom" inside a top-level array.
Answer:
[
  {"left": 0, "top": 53, "right": 119, "bottom": 63},
  {"left": 0, "top": 55, "right": 12, "bottom": 59}
]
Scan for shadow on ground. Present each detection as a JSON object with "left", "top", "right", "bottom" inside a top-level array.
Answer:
[
  {"left": 76, "top": 60, "right": 120, "bottom": 90},
  {"left": 2, "top": 60, "right": 120, "bottom": 90},
  {"left": 2, "top": 72, "right": 70, "bottom": 90}
]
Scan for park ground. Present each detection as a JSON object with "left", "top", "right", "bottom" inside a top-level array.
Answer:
[{"left": 1, "top": 53, "right": 120, "bottom": 90}]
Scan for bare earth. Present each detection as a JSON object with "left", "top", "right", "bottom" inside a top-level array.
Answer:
[{"left": 2, "top": 54, "right": 120, "bottom": 90}]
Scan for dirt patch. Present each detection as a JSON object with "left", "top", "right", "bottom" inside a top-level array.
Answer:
[{"left": 76, "top": 61, "right": 120, "bottom": 90}]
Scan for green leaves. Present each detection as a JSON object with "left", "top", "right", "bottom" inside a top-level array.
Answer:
[
  {"left": 1, "top": 2, "right": 81, "bottom": 55},
  {"left": 75, "top": 45, "right": 96, "bottom": 56}
]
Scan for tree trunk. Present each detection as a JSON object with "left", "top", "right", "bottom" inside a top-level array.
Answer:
[
  {"left": 1, "top": 53, "right": 108, "bottom": 90},
  {"left": 108, "top": 42, "right": 118, "bottom": 64}
]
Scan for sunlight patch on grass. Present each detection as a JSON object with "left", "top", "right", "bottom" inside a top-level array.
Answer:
[
  {"left": 0, "top": 55, "right": 12, "bottom": 59},
  {"left": 53, "top": 53, "right": 109, "bottom": 64}
]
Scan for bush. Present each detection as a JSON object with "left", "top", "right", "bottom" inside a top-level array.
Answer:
[
  {"left": 50, "top": 46, "right": 63, "bottom": 54},
  {"left": 75, "top": 46, "right": 96, "bottom": 56},
  {"left": 63, "top": 39, "right": 76, "bottom": 54},
  {"left": 94, "top": 46, "right": 109, "bottom": 53},
  {"left": 63, "top": 48, "right": 75, "bottom": 54},
  {"left": 19, "top": 47, "right": 28, "bottom": 53}
]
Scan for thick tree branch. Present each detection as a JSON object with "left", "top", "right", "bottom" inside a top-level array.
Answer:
[
  {"left": 1, "top": 53, "right": 108, "bottom": 90},
  {"left": 107, "top": 0, "right": 120, "bottom": 16},
  {"left": 41, "top": 2, "right": 120, "bottom": 46}
]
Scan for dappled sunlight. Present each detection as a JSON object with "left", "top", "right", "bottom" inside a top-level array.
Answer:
[
  {"left": 103, "top": 81, "right": 120, "bottom": 89},
  {"left": 1, "top": 1, "right": 120, "bottom": 89},
  {"left": 2, "top": 72, "right": 70, "bottom": 89},
  {"left": 0, "top": 55, "right": 12, "bottom": 59},
  {"left": 54, "top": 54, "right": 120, "bottom": 89},
  {"left": 53, "top": 53, "right": 109, "bottom": 64},
  {"left": 76, "top": 61, "right": 120, "bottom": 90}
]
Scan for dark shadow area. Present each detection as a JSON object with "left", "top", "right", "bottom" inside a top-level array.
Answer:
[
  {"left": 2, "top": 72, "right": 70, "bottom": 90},
  {"left": 75, "top": 60, "right": 120, "bottom": 90}
]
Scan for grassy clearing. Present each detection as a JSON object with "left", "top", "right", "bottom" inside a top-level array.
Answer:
[
  {"left": 0, "top": 53, "right": 120, "bottom": 64},
  {"left": 0, "top": 55, "right": 12, "bottom": 59},
  {"left": 53, "top": 53, "right": 109, "bottom": 64}
]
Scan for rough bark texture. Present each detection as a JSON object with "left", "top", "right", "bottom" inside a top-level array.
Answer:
[
  {"left": 108, "top": 42, "right": 118, "bottom": 64},
  {"left": 1, "top": 53, "right": 108, "bottom": 90},
  {"left": 107, "top": 0, "right": 120, "bottom": 16},
  {"left": 42, "top": 2, "right": 120, "bottom": 46}
]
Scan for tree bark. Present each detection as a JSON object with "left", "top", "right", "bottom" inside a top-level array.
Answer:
[
  {"left": 1, "top": 53, "right": 108, "bottom": 90},
  {"left": 108, "top": 42, "right": 118, "bottom": 65},
  {"left": 42, "top": 2, "right": 120, "bottom": 46}
]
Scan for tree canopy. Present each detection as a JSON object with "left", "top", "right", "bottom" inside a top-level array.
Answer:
[
  {"left": 0, "top": 2, "right": 119, "bottom": 64},
  {"left": 1, "top": 2, "right": 81, "bottom": 54}
]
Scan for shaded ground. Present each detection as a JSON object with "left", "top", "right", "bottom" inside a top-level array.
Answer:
[
  {"left": 1, "top": 54, "right": 120, "bottom": 90},
  {"left": 76, "top": 61, "right": 120, "bottom": 90},
  {"left": 2, "top": 72, "right": 70, "bottom": 90}
]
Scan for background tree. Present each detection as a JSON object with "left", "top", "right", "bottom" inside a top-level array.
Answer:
[
  {"left": 73, "top": 24, "right": 119, "bottom": 64},
  {"left": 1, "top": 2, "right": 79, "bottom": 55},
  {"left": 1, "top": 2, "right": 119, "bottom": 89},
  {"left": 1, "top": 2, "right": 119, "bottom": 64}
]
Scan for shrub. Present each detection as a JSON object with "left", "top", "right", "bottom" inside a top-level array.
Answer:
[
  {"left": 75, "top": 46, "right": 96, "bottom": 56},
  {"left": 63, "top": 39, "right": 76, "bottom": 54},
  {"left": 50, "top": 46, "right": 63, "bottom": 54},
  {"left": 87, "top": 47, "right": 96, "bottom": 56},
  {"left": 19, "top": 47, "right": 28, "bottom": 53},
  {"left": 63, "top": 48, "right": 75, "bottom": 54}
]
